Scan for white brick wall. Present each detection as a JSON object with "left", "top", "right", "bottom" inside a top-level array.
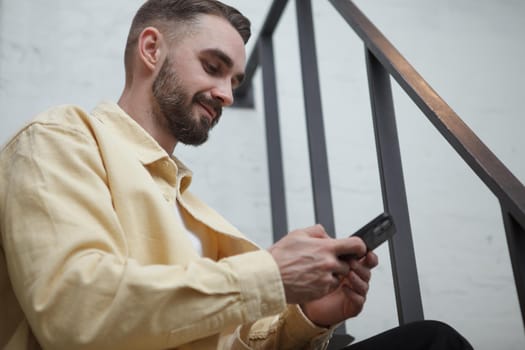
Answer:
[{"left": 1, "top": 1, "right": 524, "bottom": 348}]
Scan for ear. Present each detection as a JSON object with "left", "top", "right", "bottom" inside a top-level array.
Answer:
[{"left": 137, "top": 27, "right": 165, "bottom": 72}]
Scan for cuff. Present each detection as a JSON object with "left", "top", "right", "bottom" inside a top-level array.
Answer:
[
  {"left": 284, "top": 304, "right": 334, "bottom": 337},
  {"left": 224, "top": 250, "right": 287, "bottom": 323}
]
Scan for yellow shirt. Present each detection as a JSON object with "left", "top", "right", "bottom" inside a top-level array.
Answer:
[{"left": 0, "top": 102, "right": 332, "bottom": 349}]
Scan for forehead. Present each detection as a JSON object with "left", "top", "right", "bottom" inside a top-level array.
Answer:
[{"left": 176, "top": 15, "right": 246, "bottom": 72}]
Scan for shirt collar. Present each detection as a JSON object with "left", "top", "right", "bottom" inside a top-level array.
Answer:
[{"left": 91, "top": 101, "right": 193, "bottom": 191}]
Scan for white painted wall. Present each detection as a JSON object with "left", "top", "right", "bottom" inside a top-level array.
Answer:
[{"left": 1, "top": 0, "right": 524, "bottom": 349}]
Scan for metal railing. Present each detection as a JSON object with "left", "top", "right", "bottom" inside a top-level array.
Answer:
[{"left": 233, "top": 0, "right": 525, "bottom": 347}]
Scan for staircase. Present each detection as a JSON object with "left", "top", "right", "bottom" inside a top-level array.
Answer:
[{"left": 233, "top": 0, "right": 525, "bottom": 348}]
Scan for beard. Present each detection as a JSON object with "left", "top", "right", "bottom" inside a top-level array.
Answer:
[{"left": 151, "top": 57, "right": 222, "bottom": 146}]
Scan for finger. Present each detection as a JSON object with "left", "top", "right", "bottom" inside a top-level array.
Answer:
[
  {"left": 350, "top": 251, "right": 378, "bottom": 272},
  {"left": 349, "top": 259, "right": 371, "bottom": 282},
  {"left": 331, "top": 258, "right": 351, "bottom": 277},
  {"left": 364, "top": 251, "right": 379, "bottom": 268},
  {"left": 341, "top": 283, "right": 366, "bottom": 314},
  {"left": 333, "top": 236, "right": 367, "bottom": 258},
  {"left": 347, "top": 270, "right": 369, "bottom": 296}
]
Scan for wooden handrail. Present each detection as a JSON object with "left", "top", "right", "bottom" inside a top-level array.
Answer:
[{"left": 329, "top": 0, "right": 525, "bottom": 227}]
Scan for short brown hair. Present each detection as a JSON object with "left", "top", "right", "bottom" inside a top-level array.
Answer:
[{"left": 124, "top": 0, "right": 251, "bottom": 77}]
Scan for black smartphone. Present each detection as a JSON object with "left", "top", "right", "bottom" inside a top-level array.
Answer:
[
  {"left": 339, "top": 213, "right": 396, "bottom": 260},
  {"left": 351, "top": 212, "right": 396, "bottom": 251}
]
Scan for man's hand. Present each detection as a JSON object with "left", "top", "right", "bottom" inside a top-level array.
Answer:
[
  {"left": 300, "top": 252, "right": 379, "bottom": 327},
  {"left": 268, "top": 225, "right": 367, "bottom": 305}
]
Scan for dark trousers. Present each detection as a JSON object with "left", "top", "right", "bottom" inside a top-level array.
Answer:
[{"left": 341, "top": 320, "right": 474, "bottom": 350}]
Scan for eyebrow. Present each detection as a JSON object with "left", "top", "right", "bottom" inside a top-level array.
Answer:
[{"left": 203, "top": 48, "right": 245, "bottom": 87}]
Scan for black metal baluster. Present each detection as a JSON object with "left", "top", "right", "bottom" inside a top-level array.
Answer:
[
  {"left": 259, "top": 36, "right": 289, "bottom": 240},
  {"left": 501, "top": 208, "right": 525, "bottom": 328},
  {"left": 365, "top": 48, "right": 424, "bottom": 324},
  {"left": 295, "top": 0, "right": 353, "bottom": 346}
]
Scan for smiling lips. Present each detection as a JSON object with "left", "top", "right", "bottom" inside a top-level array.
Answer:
[
  {"left": 197, "top": 101, "right": 222, "bottom": 125},
  {"left": 193, "top": 92, "right": 223, "bottom": 124},
  {"left": 199, "top": 102, "right": 216, "bottom": 120}
]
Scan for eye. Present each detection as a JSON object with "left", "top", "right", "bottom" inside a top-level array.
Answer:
[{"left": 203, "top": 61, "right": 220, "bottom": 75}]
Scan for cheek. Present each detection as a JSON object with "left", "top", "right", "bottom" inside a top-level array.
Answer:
[{"left": 180, "top": 64, "right": 214, "bottom": 91}]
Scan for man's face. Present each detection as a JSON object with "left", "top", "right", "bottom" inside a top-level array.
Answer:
[{"left": 151, "top": 15, "right": 246, "bottom": 146}]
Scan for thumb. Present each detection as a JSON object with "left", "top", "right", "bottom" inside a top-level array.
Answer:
[{"left": 333, "top": 236, "right": 367, "bottom": 258}]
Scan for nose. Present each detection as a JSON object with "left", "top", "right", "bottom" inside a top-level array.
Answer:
[{"left": 211, "top": 80, "right": 234, "bottom": 107}]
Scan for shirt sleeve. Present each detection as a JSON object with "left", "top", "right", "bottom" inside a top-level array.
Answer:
[
  {"left": 221, "top": 304, "right": 335, "bottom": 350},
  {"left": 0, "top": 120, "right": 288, "bottom": 350}
]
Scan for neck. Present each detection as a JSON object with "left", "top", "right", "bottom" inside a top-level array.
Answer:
[{"left": 118, "top": 84, "right": 177, "bottom": 155}]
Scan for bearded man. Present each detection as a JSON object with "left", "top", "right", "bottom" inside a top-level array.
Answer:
[{"left": 0, "top": 1, "right": 473, "bottom": 349}]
